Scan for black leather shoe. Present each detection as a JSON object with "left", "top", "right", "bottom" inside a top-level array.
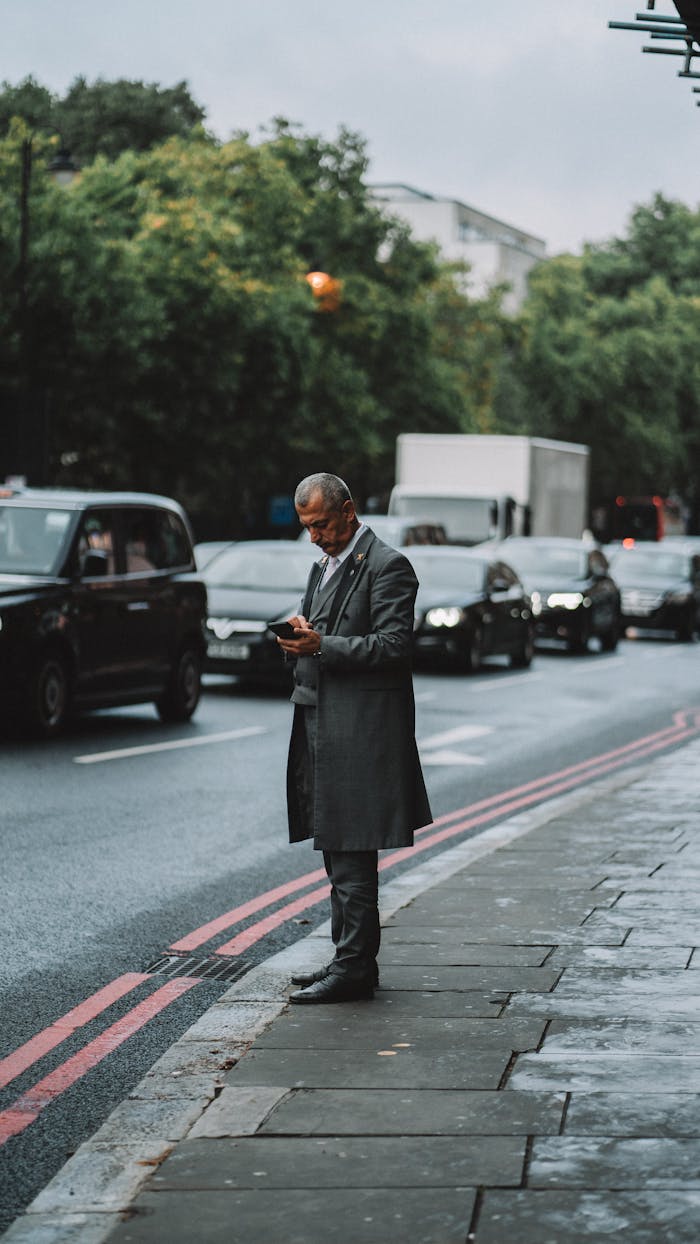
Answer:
[
  {"left": 289, "top": 974, "right": 374, "bottom": 1005},
  {"left": 291, "top": 963, "right": 380, "bottom": 988},
  {"left": 291, "top": 964, "right": 332, "bottom": 987}
]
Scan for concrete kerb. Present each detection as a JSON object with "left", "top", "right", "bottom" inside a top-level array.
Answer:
[{"left": 4, "top": 756, "right": 658, "bottom": 1242}]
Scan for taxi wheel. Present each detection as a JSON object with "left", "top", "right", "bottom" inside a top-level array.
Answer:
[
  {"left": 25, "top": 652, "right": 70, "bottom": 737},
  {"left": 511, "top": 624, "right": 534, "bottom": 669},
  {"left": 465, "top": 626, "right": 484, "bottom": 673},
  {"left": 568, "top": 616, "right": 591, "bottom": 655},
  {"left": 676, "top": 611, "right": 695, "bottom": 643},
  {"left": 156, "top": 645, "right": 202, "bottom": 722}
]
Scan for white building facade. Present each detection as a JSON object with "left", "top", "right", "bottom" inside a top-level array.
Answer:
[{"left": 371, "top": 183, "right": 546, "bottom": 313}]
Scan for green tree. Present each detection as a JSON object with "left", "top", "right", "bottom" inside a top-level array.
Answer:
[
  {"left": 0, "top": 112, "right": 513, "bottom": 533},
  {"left": 514, "top": 251, "right": 692, "bottom": 509},
  {"left": 0, "top": 75, "right": 206, "bottom": 162}
]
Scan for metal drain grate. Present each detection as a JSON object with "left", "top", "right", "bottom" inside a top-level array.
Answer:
[{"left": 145, "top": 952, "right": 249, "bottom": 983}]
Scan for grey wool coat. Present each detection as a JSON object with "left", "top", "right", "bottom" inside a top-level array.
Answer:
[{"left": 286, "top": 527, "right": 433, "bottom": 851}]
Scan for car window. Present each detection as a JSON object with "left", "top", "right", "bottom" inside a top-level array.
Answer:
[
  {"left": 123, "top": 508, "right": 191, "bottom": 573},
  {"left": 405, "top": 551, "right": 486, "bottom": 593},
  {"left": 609, "top": 549, "right": 690, "bottom": 581},
  {"left": 0, "top": 505, "right": 73, "bottom": 575},
  {"left": 504, "top": 544, "right": 587, "bottom": 578},
  {"left": 75, "top": 510, "right": 116, "bottom": 576}
]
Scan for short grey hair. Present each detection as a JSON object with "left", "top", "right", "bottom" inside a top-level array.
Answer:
[{"left": 294, "top": 473, "right": 352, "bottom": 511}]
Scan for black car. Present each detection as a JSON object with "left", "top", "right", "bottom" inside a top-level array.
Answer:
[
  {"left": 496, "top": 537, "right": 621, "bottom": 654},
  {"left": 606, "top": 542, "right": 700, "bottom": 640},
  {"left": 202, "top": 540, "right": 318, "bottom": 682},
  {"left": 405, "top": 546, "right": 534, "bottom": 671},
  {"left": 0, "top": 488, "right": 207, "bottom": 736}
]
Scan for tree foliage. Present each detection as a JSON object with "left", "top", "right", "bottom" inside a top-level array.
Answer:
[
  {"left": 0, "top": 106, "right": 505, "bottom": 534},
  {"left": 4, "top": 74, "right": 698, "bottom": 534},
  {"left": 0, "top": 75, "right": 206, "bottom": 161},
  {"left": 512, "top": 194, "right": 700, "bottom": 520}
]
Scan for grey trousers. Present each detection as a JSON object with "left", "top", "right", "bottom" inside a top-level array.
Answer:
[
  {"left": 323, "top": 849, "right": 380, "bottom": 981},
  {"left": 300, "top": 707, "right": 380, "bottom": 981}
]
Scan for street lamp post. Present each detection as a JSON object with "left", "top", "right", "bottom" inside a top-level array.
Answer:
[{"left": 13, "top": 133, "right": 79, "bottom": 485}]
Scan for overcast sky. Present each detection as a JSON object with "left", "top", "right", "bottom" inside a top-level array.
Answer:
[{"left": 5, "top": 0, "right": 700, "bottom": 254}]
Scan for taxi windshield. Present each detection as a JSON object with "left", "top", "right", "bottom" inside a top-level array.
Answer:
[{"left": 0, "top": 505, "right": 73, "bottom": 575}]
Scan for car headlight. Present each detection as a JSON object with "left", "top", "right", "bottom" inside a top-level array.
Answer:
[
  {"left": 207, "top": 617, "right": 268, "bottom": 639},
  {"left": 425, "top": 607, "right": 465, "bottom": 628},
  {"left": 530, "top": 591, "right": 542, "bottom": 617},
  {"left": 546, "top": 592, "right": 585, "bottom": 611}
]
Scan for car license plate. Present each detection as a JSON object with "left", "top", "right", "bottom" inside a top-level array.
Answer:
[{"left": 207, "top": 640, "right": 251, "bottom": 660}]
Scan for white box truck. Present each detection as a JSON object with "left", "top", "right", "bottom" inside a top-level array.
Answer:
[{"left": 389, "top": 434, "right": 589, "bottom": 544}]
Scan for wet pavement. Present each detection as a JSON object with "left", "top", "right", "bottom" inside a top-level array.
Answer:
[{"left": 6, "top": 739, "right": 700, "bottom": 1243}]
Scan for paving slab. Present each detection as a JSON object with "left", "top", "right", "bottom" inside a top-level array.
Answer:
[
  {"left": 150, "top": 1134, "right": 525, "bottom": 1189},
  {"left": 546, "top": 944, "right": 691, "bottom": 969},
  {"left": 507, "top": 969, "right": 700, "bottom": 1020},
  {"left": 253, "top": 1012, "right": 546, "bottom": 1052},
  {"left": 328, "top": 989, "right": 509, "bottom": 1017},
  {"left": 564, "top": 1092, "right": 700, "bottom": 1137},
  {"left": 615, "top": 892, "right": 700, "bottom": 911},
  {"left": 544, "top": 1018, "right": 700, "bottom": 1052},
  {"left": 259, "top": 1088, "right": 566, "bottom": 1136},
  {"left": 104, "top": 1187, "right": 476, "bottom": 1244},
  {"left": 225, "top": 1044, "right": 510, "bottom": 1089},
  {"left": 389, "top": 897, "right": 604, "bottom": 922},
  {"left": 380, "top": 965, "right": 560, "bottom": 991},
  {"left": 529, "top": 1135, "right": 700, "bottom": 1188},
  {"left": 476, "top": 1190, "right": 700, "bottom": 1244},
  {"left": 382, "top": 923, "right": 630, "bottom": 946},
  {"left": 624, "top": 924, "right": 700, "bottom": 946},
  {"left": 187, "top": 1086, "right": 290, "bottom": 1139},
  {"left": 509, "top": 1052, "right": 700, "bottom": 1093},
  {"left": 378, "top": 941, "right": 553, "bottom": 966}
]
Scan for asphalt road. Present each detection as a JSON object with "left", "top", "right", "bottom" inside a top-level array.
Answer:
[{"left": 1, "top": 633, "right": 700, "bottom": 1232}]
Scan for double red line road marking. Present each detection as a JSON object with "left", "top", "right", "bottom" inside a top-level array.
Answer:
[{"left": 2, "top": 708, "right": 698, "bottom": 1145}]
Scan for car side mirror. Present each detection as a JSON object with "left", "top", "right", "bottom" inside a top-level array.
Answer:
[{"left": 82, "top": 550, "right": 109, "bottom": 578}]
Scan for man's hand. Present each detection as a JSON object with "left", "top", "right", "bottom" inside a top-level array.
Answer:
[{"left": 277, "top": 615, "right": 322, "bottom": 656}]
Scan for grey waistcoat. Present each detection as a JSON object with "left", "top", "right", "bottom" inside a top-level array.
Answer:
[{"left": 290, "top": 568, "right": 343, "bottom": 706}]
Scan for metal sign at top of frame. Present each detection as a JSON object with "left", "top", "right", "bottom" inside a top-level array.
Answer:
[{"left": 609, "top": 1, "right": 700, "bottom": 105}]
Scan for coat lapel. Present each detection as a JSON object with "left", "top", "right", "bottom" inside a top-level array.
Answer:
[
  {"left": 302, "top": 559, "right": 325, "bottom": 618},
  {"left": 327, "top": 530, "right": 374, "bottom": 634}
]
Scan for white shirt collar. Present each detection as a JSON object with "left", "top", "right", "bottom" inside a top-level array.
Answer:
[{"left": 318, "top": 522, "right": 366, "bottom": 568}]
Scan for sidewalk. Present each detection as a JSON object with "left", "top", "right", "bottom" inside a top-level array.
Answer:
[{"left": 7, "top": 739, "right": 700, "bottom": 1244}]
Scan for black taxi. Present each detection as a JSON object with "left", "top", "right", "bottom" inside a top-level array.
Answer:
[{"left": 0, "top": 488, "right": 207, "bottom": 736}]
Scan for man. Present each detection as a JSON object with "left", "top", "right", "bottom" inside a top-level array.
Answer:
[{"left": 277, "top": 472, "right": 432, "bottom": 1004}]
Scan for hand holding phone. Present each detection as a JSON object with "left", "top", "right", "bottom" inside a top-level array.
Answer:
[{"left": 268, "top": 620, "right": 297, "bottom": 638}]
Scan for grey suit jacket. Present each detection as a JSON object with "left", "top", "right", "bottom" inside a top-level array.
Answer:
[{"left": 287, "top": 528, "right": 432, "bottom": 851}]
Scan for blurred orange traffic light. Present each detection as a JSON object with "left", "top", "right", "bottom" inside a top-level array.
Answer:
[{"left": 305, "top": 270, "right": 341, "bottom": 312}]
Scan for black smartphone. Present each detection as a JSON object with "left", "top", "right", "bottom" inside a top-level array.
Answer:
[{"left": 267, "top": 620, "right": 297, "bottom": 638}]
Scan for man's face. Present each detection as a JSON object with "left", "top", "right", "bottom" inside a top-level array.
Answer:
[{"left": 297, "top": 490, "right": 357, "bottom": 556}]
